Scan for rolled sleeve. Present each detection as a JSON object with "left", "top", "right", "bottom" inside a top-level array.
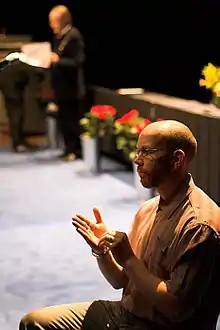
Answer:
[{"left": 164, "top": 224, "right": 219, "bottom": 322}]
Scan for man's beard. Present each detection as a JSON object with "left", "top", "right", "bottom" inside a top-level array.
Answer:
[{"left": 141, "top": 155, "right": 173, "bottom": 188}]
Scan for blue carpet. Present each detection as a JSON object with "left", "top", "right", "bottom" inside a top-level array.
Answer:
[
  {"left": 1, "top": 148, "right": 219, "bottom": 330},
  {"left": 0, "top": 148, "right": 141, "bottom": 330}
]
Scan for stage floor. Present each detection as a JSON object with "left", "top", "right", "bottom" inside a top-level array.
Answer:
[{"left": 0, "top": 146, "right": 141, "bottom": 330}]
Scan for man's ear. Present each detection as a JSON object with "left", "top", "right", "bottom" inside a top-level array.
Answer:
[{"left": 173, "top": 149, "right": 185, "bottom": 169}]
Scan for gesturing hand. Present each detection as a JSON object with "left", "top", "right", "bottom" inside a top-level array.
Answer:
[
  {"left": 98, "top": 231, "right": 135, "bottom": 266},
  {"left": 72, "top": 207, "right": 108, "bottom": 252}
]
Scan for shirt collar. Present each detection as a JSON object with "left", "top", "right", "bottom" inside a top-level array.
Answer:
[
  {"left": 157, "top": 173, "right": 195, "bottom": 218},
  {"left": 60, "top": 24, "right": 72, "bottom": 37}
]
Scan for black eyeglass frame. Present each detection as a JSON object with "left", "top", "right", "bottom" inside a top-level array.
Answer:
[{"left": 135, "top": 148, "right": 163, "bottom": 158}]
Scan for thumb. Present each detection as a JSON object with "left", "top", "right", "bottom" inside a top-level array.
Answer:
[{"left": 93, "top": 207, "right": 103, "bottom": 224}]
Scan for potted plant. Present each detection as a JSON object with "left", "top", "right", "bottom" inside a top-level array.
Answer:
[
  {"left": 199, "top": 62, "right": 220, "bottom": 108},
  {"left": 79, "top": 105, "right": 116, "bottom": 173}
]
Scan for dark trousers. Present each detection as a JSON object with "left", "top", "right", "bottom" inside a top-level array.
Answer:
[
  {"left": 4, "top": 97, "right": 25, "bottom": 149},
  {"left": 57, "top": 99, "right": 83, "bottom": 155}
]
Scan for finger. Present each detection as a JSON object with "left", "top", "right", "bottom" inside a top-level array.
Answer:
[
  {"left": 76, "top": 227, "right": 90, "bottom": 241},
  {"left": 99, "top": 234, "right": 115, "bottom": 247},
  {"left": 73, "top": 223, "right": 89, "bottom": 234},
  {"left": 98, "top": 240, "right": 110, "bottom": 250},
  {"left": 99, "top": 231, "right": 115, "bottom": 242},
  {"left": 93, "top": 207, "right": 103, "bottom": 224},
  {"left": 98, "top": 231, "right": 122, "bottom": 249},
  {"left": 74, "top": 214, "right": 91, "bottom": 226},
  {"left": 72, "top": 216, "right": 91, "bottom": 228},
  {"left": 76, "top": 227, "right": 99, "bottom": 249},
  {"left": 72, "top": 220, "right": 87, "bottom": 231},
  {"left": 72, "top": 218, "right": 90, "bottom": 230},
  {"left": 99, "top": 239, "right": 118, "bottom": 249}
]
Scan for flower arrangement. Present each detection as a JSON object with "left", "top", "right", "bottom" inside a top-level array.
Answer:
[
  {"left": 80, "top": 105, "right": 117, "bottom": 138},
  {"left": 199, "top": 63, "right": 220, "bottom": 107},
  {"left": 114, "top": 109, "right": 155, "bottom": 160},
  {"left": 115, "top": 109, "right": 164, "bottom": 160}
]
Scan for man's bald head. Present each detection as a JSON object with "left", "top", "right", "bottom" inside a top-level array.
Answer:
[
  {"left": 49, "top": 5, "right": 72, "bottom": 34},
  {"left": 141, "top": 120, "right": 197, "bottom": 162}
]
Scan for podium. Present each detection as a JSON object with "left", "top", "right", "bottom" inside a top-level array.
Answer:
[{"left": 0, "top": 35, "right": 49, "bottom": 136}]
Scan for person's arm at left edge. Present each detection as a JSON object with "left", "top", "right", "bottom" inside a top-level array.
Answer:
[
  {"left": 51, "top": 30, "right": 85, "bottom": 67},
  {"left": 99, "top": 222, "right": 219, "bottom": 323}
]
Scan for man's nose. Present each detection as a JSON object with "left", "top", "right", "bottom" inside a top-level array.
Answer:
[{"left": 134, "top": 155, "right": 143, "bottom": 165}]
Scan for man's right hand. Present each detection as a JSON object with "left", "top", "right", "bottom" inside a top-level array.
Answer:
[
  {"left": 72, "top": 207, "right": 108, "bottom": 251},
  {"left": 50, "top": 52, "right": 60, "bottom": 63}
]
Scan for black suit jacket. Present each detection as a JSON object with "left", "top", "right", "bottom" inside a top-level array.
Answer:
[
  {"left": 51, "top": 27, "right": 85, "bottom": 100},
  {"left": 0, "top": 60, "right": 43, "bottom": 100}
]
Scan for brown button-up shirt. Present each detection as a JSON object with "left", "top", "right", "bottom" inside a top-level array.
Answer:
[{"left": 121, "top": 174, "right": 220, "bottom": 329}]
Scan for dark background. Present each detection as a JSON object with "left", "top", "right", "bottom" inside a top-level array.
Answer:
[{"left": 0, "top": 1, "right": 219, "bottom": 103}]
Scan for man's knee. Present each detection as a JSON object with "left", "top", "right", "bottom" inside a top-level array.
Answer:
[
  {"left": 19, "top": 302, "right": 93, "bottom": 330},
  {"left": 19, "top": 310, "right": 40, "bottom": 329}
]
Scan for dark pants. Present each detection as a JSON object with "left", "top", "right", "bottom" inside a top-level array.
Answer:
[
  {"left": 57, "top": 99, "right": 83, "bottom": 155},
  {"left": 4, "top": 97, "right": 25, "bottom": 149},
  {"left": 19, "top": 300, "right": 161, "bottom": 330}
]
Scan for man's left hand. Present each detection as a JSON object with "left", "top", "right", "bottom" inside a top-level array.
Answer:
[{"left": 98, "top": 231, "right": 135, "bottom": 266}]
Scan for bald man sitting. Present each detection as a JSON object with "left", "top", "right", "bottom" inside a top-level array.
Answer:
[
  {"left": 19, "top": 120, "right": 220, "bottom": 330},
  {"left": 49, "top": 5, "right": 85, "bottom": 161}
]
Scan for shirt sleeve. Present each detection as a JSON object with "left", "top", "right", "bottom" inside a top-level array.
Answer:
[{"left": 164, "top": 223, "right": 219, "bottom": 323}]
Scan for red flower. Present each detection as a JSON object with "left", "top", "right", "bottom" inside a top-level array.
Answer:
[
  {"left": 90, "top": 105, "right": 116, "bottom": 120},
  {"left": 116, "top": 110, "right": 152, "bottom": 132},
  {"left": 143, "top": 118, "right": 152, "bottom": 126},
  {"left": 116, "top": 109, "right": 139, "bottom": 124},
  {"left": 135, "top": 118, "right": 152, "bottom": 133}
]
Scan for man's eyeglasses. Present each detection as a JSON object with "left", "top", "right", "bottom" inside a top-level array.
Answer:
[{"left": 135, "top": 148, "right": 161, "bottom": 158}]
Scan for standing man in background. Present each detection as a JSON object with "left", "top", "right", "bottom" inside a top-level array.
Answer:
[{"left": 49, "top": 5, "right": 85, "bottom": 161}]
